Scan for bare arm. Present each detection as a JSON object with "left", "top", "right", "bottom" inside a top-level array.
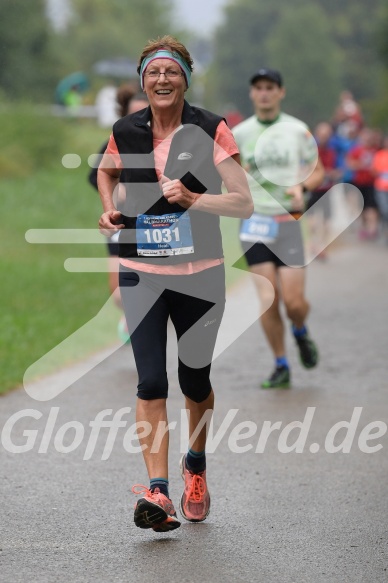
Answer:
[
  {"left": 285, "top": 157, "right": 325, "bottom": 211},
  {"left": 303, "top": 157, "right": 325, "bottom": 191},
  {"left": 97, "top": 153, "right": 125, "bottom": 236},
  {"left": 161, "top": 154, "right": 254, "bottom": 219}
]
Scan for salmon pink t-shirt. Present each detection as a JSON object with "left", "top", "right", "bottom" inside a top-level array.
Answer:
[{"left": 104, "top": 121, "right": 239, "bottom": 274}]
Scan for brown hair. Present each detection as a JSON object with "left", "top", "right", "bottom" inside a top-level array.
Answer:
[
  {"left": 137, "top": 35, "right": 194, "bottom": 75},
  {"left": 116, "top": 83, "right": 139, "bottom": 118}
]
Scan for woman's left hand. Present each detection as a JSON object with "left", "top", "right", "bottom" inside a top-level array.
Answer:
[{"left": 161, "top": 176, "right": 199, "bottom": 208}]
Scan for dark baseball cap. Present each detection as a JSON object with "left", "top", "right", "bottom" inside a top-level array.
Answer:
[{"left": 250, "top": 68, "right": 283, "bottom": 87}]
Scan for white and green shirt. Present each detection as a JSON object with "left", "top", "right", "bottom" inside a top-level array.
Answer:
[{"left": 233, "top": 112, "right": 317, "bottom": 215}]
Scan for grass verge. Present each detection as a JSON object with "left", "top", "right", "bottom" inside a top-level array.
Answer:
[{"left": 1, "top": 112, "right": 247, "bottom": 395}]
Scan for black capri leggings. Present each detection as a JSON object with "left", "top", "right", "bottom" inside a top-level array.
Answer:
[{"left": 119, "top": 264, "right": 225, "bottom": 403}]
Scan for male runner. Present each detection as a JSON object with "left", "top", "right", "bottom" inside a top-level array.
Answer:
[{"left": 233, "top": 68, "right": 324, "bottom": 388}]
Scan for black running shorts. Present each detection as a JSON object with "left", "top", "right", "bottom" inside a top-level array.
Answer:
[{"left": 241, "top": 220, "right": 305, "bottom": 268}]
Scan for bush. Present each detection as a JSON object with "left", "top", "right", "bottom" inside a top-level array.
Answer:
[{"left": 0, "top": 104, "right": 71, "bottom": 178}]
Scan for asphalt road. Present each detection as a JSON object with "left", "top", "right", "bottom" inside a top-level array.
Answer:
[{"left": 1, "top": 238, "right": 387, "bottom": 583}]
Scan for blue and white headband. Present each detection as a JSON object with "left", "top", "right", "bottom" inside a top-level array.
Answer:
[{"left": 139, "top": 50, "right": 192, "bottom": 90}]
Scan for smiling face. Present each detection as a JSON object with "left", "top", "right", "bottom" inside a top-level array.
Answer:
[{"left": 143, "top": 58, "right": 186, "bottom": 112}]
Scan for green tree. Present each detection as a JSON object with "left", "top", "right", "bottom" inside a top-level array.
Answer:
[
  {"left": 266, "top": 1, "right": 341, "bottom": 125},
  {"left": 206, "top": 0, "right": 283, "bottom": 115},
  {"left": 206, "top": 0, "right": 341, "bottom": 126},
  {"left": 377, "top": 3, "right": 388, "bottom": 66},
  {"left": 367, "top": 3, "right": 388, "bottom": 129},
  {"left": 58, "top": 0, "right": 174, "bottom": 71},
  {"left": 0, "top": 0, "right": 58, "bottom": 100},
  {"left": 206, "top": 0, "right": 386, "bottom": 127},
  {"left": 316, "top": 0, "right": 386, "bottom": 100}
]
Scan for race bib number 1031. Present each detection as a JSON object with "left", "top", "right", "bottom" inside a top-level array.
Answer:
[{"left": 136, "top": 212, "right": 194, "bottom": 256}]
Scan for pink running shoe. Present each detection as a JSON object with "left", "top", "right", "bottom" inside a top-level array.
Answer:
[
  {"left": 179, "top": 455, "right": 210, "bottom": 522},
  {"left": 132, "top": 485, "right": 181, "bottom": 532}
]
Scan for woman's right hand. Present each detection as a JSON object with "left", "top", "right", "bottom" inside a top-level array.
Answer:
[{"left": 99, "top": 210, "right": 125, "bottom": 237}]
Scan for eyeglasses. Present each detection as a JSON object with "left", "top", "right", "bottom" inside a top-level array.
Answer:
[{"left": 144, "top": 69, "right": 184, "bottom": 80}]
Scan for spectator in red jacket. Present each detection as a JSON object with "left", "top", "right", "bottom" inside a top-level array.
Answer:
[
  {"left": 372, "top": 134, "right": 388, "bottom": 244},
  {"left": 346, "top": 127, "right": 379, "bottom": 240},
  {"left": 306, "top": 122, "right": 341, "bottom": 259}
]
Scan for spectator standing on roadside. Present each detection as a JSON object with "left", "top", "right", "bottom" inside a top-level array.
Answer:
[
  {"left": 332, "top": 90, "right": 363, "bottom": 137},
  {"left": 372, "top": 134, "right": 388, "bottom": 245},
  {"left": 346, "top": 127, "right": 379, "bottom": 240},
  {"left": 306, "top": 122, "right": 341, "bottom": 260}
]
